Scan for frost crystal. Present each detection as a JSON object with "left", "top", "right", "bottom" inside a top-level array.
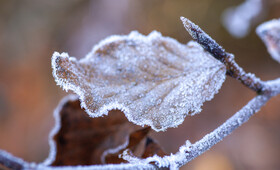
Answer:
[
  {"left": 42, "top": 95, "right": 79, "bottom": 166},
  {"left": 256, "top": 18, "right": 280, "bottom": 63},
  {"left": 0, "top": 149, "right": 30, "bottom": 169},
  {"left": 120, "top": 140, "right": 193, "bottom": 170},
  {"left": 52, "top": 31, "right": 226, "bottom": 131},
  {"left": 222, "top": 0, "right": 263, "bottom": 38}
]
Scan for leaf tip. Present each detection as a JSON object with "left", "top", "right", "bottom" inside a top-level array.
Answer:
[
  {"left": 51, "top": 52, "right": 70, "bottom": 75},
  {"left": 51, "top": 51, "right": 80, "bottom": 93}
]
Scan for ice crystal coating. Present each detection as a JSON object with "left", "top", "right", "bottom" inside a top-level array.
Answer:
[
  {"left": 43, "top": 95, "right": 79, "bottom": 166},
  {"left": 256, "top": 18, "right": 280, "bottom": 63},
  {"left": 0, "top": 149, "right": 30, "bottom": 169},
  {"left": 52, "top": 31, "right": 226, "bottom": 131},
  {"left": 120, "top": 140, "right": 192, "bottom": 170},
  {"left": 222, "top": 0, "right": 263, "bottom": 38}
]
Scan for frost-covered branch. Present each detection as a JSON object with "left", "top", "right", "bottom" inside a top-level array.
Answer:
[
  {"left": 0, "top": 150, "right": 29, "bottom": 170},
  {"left": 177, "top": 92, "right": 272, "bottom": 167},
  {"left": 0, "top": 149, "right": 157, "bottom": 170},
  {"left": 120, "top": 78, "right": 280, "bottom": 169},
  {"left": 181, "top": 16, "right": 266, "bottom": 93},
  {"left": 2, "top": 79, "right": 279, "bottom": 170},
  {"left": 175, "top": 78, "right": 280, "bottom": 168}
]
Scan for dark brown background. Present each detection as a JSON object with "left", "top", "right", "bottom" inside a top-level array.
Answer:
[{"left": 0, "top": 0, "right": 280, "bottom": 169}]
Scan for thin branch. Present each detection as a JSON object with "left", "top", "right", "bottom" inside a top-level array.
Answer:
[
  {"left": 120, "top": 78, "right": 280, "bottom": 169},
  {"left": 175, "top": 79, "right": 280, "bottom": 168},
  {"left": 0, "top": 150, "right": 29, "bottom": 170},
  {"left": 37, "top": 163, "right": 157, "bottom": 170},
  {"left": 180, "top": 16, "right": 266, "bottom": 93},
  {"left": 1, "top": 92, "right": 277, "bottom": 170},
  {"left": 177, "top": 93, "right": 271, "bottom": 167},
  {"left": 0, "top": 149, "right": 157, "bottom": 170}
]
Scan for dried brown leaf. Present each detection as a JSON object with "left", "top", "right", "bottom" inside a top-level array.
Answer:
[
  {"left": 44, "top": 95, "right": 139, "bottom": 166},
  {"left": 103, "top": 127, "right": 151, "bottom": 164},
  {"left": 52, "top": 31, "right": 226, "bottom": 131},
  {"left": 141, "top": 137, "right": 166, "bottom": 158}
]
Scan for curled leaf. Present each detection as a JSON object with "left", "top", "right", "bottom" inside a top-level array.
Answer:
[
  {"left": 52, "top": 31, "right": 226, "bottom": 131},
  {"left": 256, "top": 18, "right": 280, "bottom": 63},
  {"left": 102, "top": 127, "right": 151, "bottom": 164},
  {"left": 141, "top": 137, "right": 166, "bottom": 158},
  {"left": 44, "top": 95, "right": 139, "bottom": 166}
]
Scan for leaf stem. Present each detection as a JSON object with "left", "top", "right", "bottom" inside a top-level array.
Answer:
[{"left": 180, "top": 16, "right": 266, "bottom": 93}]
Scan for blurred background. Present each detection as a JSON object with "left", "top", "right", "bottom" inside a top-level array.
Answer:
[{"left": 0, "top": 0, "right": 280, "bottom": 169}]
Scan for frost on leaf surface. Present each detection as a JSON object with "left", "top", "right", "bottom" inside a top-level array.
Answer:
[
  {"left": 256, "top": 18, "right": 280, "bottom": 63},
  {"left": 52, "top": 31, "right": 226, "bottom": 131}
]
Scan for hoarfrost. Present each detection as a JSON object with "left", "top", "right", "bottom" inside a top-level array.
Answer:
[
  {"left": 256, "top": 18, "right": 280, "bottom": 63},
  {"left": 120, "top": 140, "right": 193, "bottom": 170},
  {"left": 0, "top": 149, "right": 30, "bottom": 169},
  {"left": 222, "top": 0, "right": 263, "bottom": 38},
  {"left": 42, "top": 95, "right": 79, "bottom": 166},
  {"left": 52, "top": 31, "right": 226, "bottom": 131}
]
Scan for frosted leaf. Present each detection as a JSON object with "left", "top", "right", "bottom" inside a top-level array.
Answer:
[
  {"left": 52, "top": 31, "right": 226, "bottom": 131},
  {"left": 222, "top": 0, "right": 263, "bottom": 38},
  {"left": 256, "top": 18, "right": 280, "bottom": 63}
]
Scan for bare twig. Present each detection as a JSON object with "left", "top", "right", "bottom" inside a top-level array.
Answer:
[
  {"left": 177, "top": 91, "right": 272, "bottom": 167},
  {"left": 0, "top": 150, "right": 28, "bottom": 170},
  {"left": 174, "top": 78, "right": 280, "bottom": 168},
  {"left": 0, "top": 149, "right": 157, "bottom": 170},
  {"left": 119, "top": 78, "right": 280, "bottom": 169},
  {"left": 180, "top": 16, "right": 266, "bottom": 93},
  {"left": 2, "top": 89, "right": 278, "bottom": 170}
]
